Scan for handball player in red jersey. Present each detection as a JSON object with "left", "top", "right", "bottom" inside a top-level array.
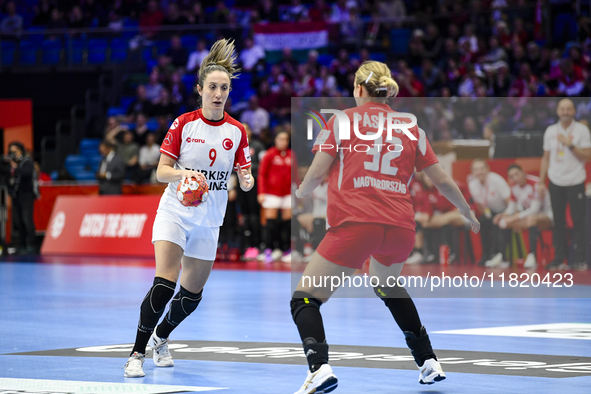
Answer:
[
  {"left": 291, "top": 60, "right": 480, "bottom": 393},
  {"left": 124, "top": 39, "right": 255, "bottom": 378}
]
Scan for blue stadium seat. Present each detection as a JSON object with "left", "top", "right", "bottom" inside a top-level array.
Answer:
[
  {"left": 75, "top": 170, "right": 97, "bottom": 181},
  {"left": 146, "top": 119, "right": 159, "bottom": 132},
  {"left": 154, "top": 39, "right": 170, "bottom": 55},
  {"left": 182, "top": 74, "right": 196, "bottom": 92},
  {"left": 390, "top": 29, "right": 411, "bottom": 55},
  {"left": 317, "top": 54, "right": 332, "bottom": 67},
  {"left": 146, "top": 58, "right": 157, "bottom": 73},
  {"left": 65, "top": 164, "right": 86, "bottom": 180},
  {"left": 67, "top": 38, "right": 85, "bottom": 65},
  {"left": 87, "top": 38, "right": 108, "bottom": 64},
  {"left": 110, "top": 38, "right": 128, "bottom": 63},
  {"left": 79, "top": 139, "right": 101, "bottom": 155},
  {"left": 1, "top": 41, "right": 16, "bottom": 66},
  {"left": 143, "top": 46, "right": 155, "bottom": 62},
  {"left": 41, "top": 39, "right": 62, "bottom": 65},
  {"left": 107, "top": 106, "right": 126, "bottom": 117},
  {"left": 24, "top": 27, "right": 44, "bottom": 46},
  {"left": 370, "top": 52, "right": 387, "bottom": 63},
  {"left": 554, "top": 13, "right": 578, "bottom": 43},
  {"left": 18, "top": 40, "right": 37, "bottom": 66},
  {"left": 88, "top": 155, "right": 103, "bottom": 172},
  {"left": 122, "top": 17, "right": 139, "bottom": 40},
  {"left": 181, "top": 35, "right": 199, "bottom": 51},
  {"left": 119, "top": 96, "right": 135, "bottom": 110},
  {"left": 122, "top": 122, "right": 135, "bottom": 131},
  {"left": 65, "top": 155, "right": 87, "bottom": 167}
]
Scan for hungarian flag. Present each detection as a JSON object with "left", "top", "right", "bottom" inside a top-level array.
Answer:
[{"left": 253, "top": 22, "right": 328, "bottom": 51}]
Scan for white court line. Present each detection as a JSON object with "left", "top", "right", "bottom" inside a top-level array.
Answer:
[
  {"left": 433, "top": 323, "right": 591, "bottom": 340},
  {"left": 0, "top": 378, "right": 227, "bottom": 393}
]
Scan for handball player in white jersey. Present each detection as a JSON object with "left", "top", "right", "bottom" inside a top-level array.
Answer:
[
  {"left": 124, "top": 39, "right": 254, "bottom": 378},
  {"left": 290, "top": 61, "right": 480, "bottom": 393}
]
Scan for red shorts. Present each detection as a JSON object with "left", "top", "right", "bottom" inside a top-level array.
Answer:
[{"left": 316, "top": 222, "right": 415, "bottom": 269}]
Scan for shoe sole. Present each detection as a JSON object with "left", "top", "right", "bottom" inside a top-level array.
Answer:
[
  {"left": 124, "top": 371, "right": 145, "bottom": 378},
  {"left": 313, "top": 376, "right": 338, "bottom": 393},
  {"left": 154, "top": 358, "right": 174, "bottom": 367},
  {"left": 420, "top": 374, "right": 446, "bottom": 385}
]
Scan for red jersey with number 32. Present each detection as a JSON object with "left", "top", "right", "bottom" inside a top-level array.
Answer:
[
  {"left": 159, "top": 109, "right": 251, "bottom": 227},
  {"left": 311, "top": 101, "right": 438, "bottom": 231}
]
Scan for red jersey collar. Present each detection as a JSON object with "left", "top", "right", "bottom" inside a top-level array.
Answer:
[{"left": 198, "top": 108, "right": 227, "bottom": 126}]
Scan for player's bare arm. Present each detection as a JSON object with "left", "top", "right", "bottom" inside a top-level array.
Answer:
[
  {"left": 422, "top": 162, "right": 480, "bottom": 233},
  {"left": 156, "top": 154, "right": 206, "bottom": 184},
  {"left": 296, "top": 150, "right": 334, "bottom": 198},
  {"left": 238, "top": 167, "right": 254, "bottom": 192}
]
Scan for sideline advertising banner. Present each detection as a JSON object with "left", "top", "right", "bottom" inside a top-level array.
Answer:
[{"left": 41, "top": 195, "right": 160, "bottom": 256}]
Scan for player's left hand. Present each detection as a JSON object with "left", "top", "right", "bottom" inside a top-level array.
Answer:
[
  {"left": 238, "top": 168, "right": 253, "bottom": 191},
  {"left": 295, "top": 186, "right": 306, "bottom": 199},
  {"left": 461, "top": 209, "right": 480, "bottom": 234}
]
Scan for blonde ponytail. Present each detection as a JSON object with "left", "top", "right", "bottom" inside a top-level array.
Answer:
[{"left": 197, "top": 38, "right": 240, "bottom": 92}]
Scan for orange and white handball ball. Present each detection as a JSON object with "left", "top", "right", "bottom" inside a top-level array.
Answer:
[{"left": 176, "top": 177, "right": 209, "bottom": 207}]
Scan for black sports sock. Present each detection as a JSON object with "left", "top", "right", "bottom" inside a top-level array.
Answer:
[
  {"left": 383, "top": 295, "right": 423, "bottom": 337},
  {"left": 281, "top": 219, "right": 291, "bottom": 251},
  {"left": 528, "top": 227, "right": 539, "bottom": 255},
  {"left": 264, "top": 218, "right": 278, "bottom": 250},
  {"left": 131, "top": 277, "right": 176, "bottom": 355},
  {"left": 156, "top": 286, "right": 203, "bottom": 339}
]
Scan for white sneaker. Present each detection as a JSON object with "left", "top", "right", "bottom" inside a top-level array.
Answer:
[
  {"left": 294, "top": 364, "right": 338, "bottom": 394},
  {"left": 405, "top": 251, "right": 423, "bottom": 265},
  {"left": 419, "top": 358, "right": 446, "bottom": 385},
  {"left": 485, "top": 253, "right": 503, "bottom": 268},
  {"left": 148, "top": 332, "right": 174, "bottom": 367},
  {"left": 124, "top": 352, "right": 145, "bottom": 378},
  {"left": 524, "top": 253, "right": 537, "bottom": 269},
  {"left": 282, "top": 252, "right": 292, "bottom": 263},
  {"left": 499, "top": 260, "right": 511, "bottom": 269},
  {"left": 291, "top": 251, "right": 304, "bottom": 263},
  {"left": 271, "top": 248, "right": 284, "bottom": 261}
]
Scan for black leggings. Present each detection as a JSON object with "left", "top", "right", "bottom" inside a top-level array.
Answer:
[{"left": 549, "top": 181, "right": 587, "bottom": 262}]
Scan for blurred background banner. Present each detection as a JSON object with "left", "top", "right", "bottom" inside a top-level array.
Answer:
[
  {"left": 253, "top": 22, "right": 328, "bottom": 52},
  {"left": 41, "top": 195, "right": 159, "bottom": 257}
]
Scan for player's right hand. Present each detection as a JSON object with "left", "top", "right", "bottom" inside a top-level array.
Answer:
[
  {"left": 461, "top": 209, "right": 480, "bottom": 234},
  {"left": 178, "top": 169, "right": 206, "bottom": 184}
]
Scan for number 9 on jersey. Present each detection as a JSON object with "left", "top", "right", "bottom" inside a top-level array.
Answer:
[{"left": 176, "top": 177, "right": 209, "bottom": 207}]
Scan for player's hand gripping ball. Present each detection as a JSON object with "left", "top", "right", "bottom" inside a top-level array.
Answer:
[{"left": 177, "top": 177, "right": 209, "bottom": 207}]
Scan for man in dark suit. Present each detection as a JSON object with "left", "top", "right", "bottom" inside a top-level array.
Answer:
[{"left": 96, "top": 140, "right": 125, "bottom": 195}]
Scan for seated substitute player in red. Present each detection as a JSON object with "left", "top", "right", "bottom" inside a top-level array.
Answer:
[
  {"left": 291, "top": 60, "right": 480, "bottom": 393},
  {"left": 124, "top": 39, "right": 255, "bottom": 378},
  {"left": 492, "top": 164, "right": 553, "bottom": 269},
  {"left": 411, "top": 171, "right": 474, "bottom": 264}
]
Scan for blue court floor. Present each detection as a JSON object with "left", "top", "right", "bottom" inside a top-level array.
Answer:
[{"left": 1, "top": 260, "right": 591, "bottom": 394}]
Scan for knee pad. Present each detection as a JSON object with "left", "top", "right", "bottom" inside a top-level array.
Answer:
[
  {"left": 373, "top": 283, "right": 410, "bottom": 301},
  {"left": 165, "top": 286, "right": 203, "bottom": 327},
  {"left": 290, "top": 291, "right": 323, "bottom": 322},
  {"left": 139, "top": 277, "right": 176, "bottom": 331}
]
